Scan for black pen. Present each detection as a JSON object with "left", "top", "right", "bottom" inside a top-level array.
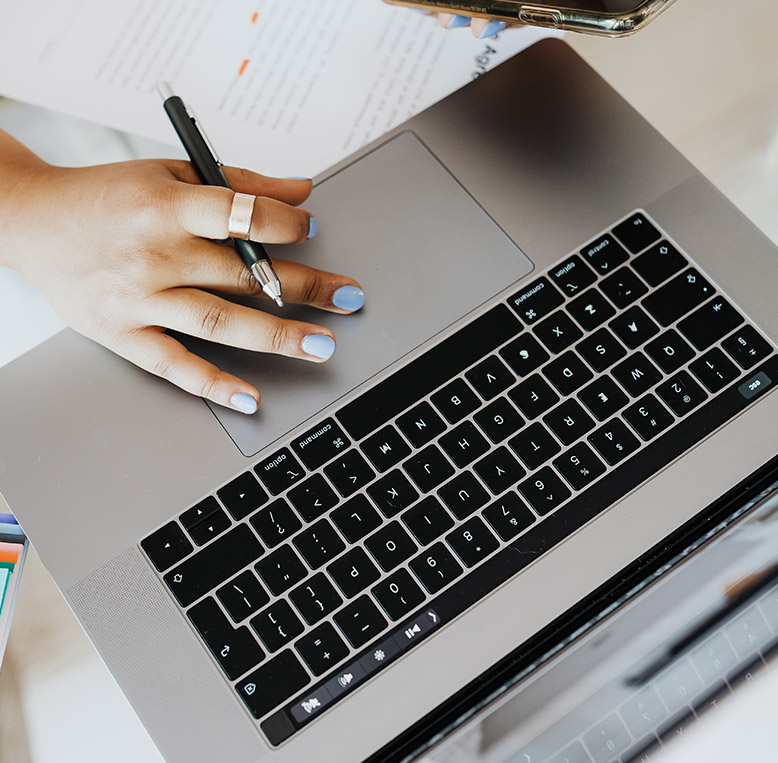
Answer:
[{"left": 157, "top": 81, "right": 283, "bottom": 307}]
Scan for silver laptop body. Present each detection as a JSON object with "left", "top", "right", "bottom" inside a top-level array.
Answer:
[{"left": 1, "top": 40, "right": 777, "bottom": 762}]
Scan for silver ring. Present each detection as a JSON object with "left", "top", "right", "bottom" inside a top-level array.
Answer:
[{"left": 228, "top": 192, "right": 255, "bottom": 239}]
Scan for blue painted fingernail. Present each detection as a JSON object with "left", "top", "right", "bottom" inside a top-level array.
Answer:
[
  {"left": 479, "top": 20, "right": 506, "bottom": 37},
  {"left": 302, "top": 334, "right": 335, "bottom": 360},
  {"left": 230, "top": 393, "right": 258, "bottom": 414},
  {"left": 307, "top": 216, "right": 318, "bottom": 239},
  {"left": 409, "top": 8, "right": 431, "bottom": 13},
  {"left": 332, "top": 285, "right": 366, "bottom": 312},
  {"left": 286, "top": 176, "right": 311, "bottom": 181},
  {"left": 447, "top": 15, "right": 470, "bottom": 28}
]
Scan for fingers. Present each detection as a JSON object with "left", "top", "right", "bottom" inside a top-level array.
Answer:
[
  {"left": 146, "top": 288, "right": 338, "bottom": 362},
  {"left": 173, "top": 183, "right": 315, "bottom": 243},
  {"left": 171, "top": 242, "right": 366, "bottom": 313},
  {"left": 421, "top": 11, "right": 509, "bottom": 38},
  {"left": 117, "top": 327, "right": 261, "bottom": 414},
  {"left": 165, "top": 159, "right": 312, "bottom": 206}
]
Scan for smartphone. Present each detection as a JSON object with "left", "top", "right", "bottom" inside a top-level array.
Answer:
[{"left": 385, "top": 0, "right": 678, "bottom": 37}]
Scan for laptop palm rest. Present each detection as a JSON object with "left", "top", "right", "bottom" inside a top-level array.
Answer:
[{"left": 196, "top": 130, "right": 534, "bottom": 456}]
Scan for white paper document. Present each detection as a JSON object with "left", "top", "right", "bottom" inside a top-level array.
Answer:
[{"left": 0, "top": 0, "right": 552, "bottom": 176}]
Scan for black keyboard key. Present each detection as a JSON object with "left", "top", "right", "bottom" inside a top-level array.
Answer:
[
  {"left": 482, "top": 492, "right": 535, "bottom": 541},
  {"left": 290, "top": 418, "right": 351, "bottom": 470},
  {"left": 723, "top": 325, "right": 772, "bottom": 369},
  {"left": 368, "top": 470, "right": 419, "bottom": 517},
  {"left": 327, "top": 547, "right": 380, "bottom": 599},
  {"left": 642, "top": 268, "right": 714, "bottom": 326},
  {"left": 623, "top": 394, "right": 674, "bottom": 440},
  {"left": 632, "top": 240, "right": 687, "bottom": 286},
  {"left": 323, "top": 450, "right": 374, "bottom": 498},
  {"left": 360, "top": 425, "right": 412, "bottom": 472},
  {"left": 372, "top": 568, "right": 426, "bottom": 621},
  {"left": 534, "top": 311, "right": 583, "bottom": 355},
  {"left": 500, "top": 333, "right": 550, "bottom": 377},
  {"left": 141, "top": 521, "right": 193, "bottom": 572},
  {"left": 588, "top": 418, "right": 640, "bottom": 466},
  {"left": 218, "top": 472, "right": 268, "bottom": 521},
  {"left": 656, "top": 371, "right": 708, "bottom": 416},
  {"left": 180, "top": 496, "right": 221, "bottom": 531},
  {"left": 600, "top": 267, "right": 648, "bottom": 309},
  {"left": 164, "top": 525, "right": 263, "bottom": 608},
  {"left": 609, "top": 305, "right": 659, "bottom": 350},
  {"left": 580, "top": 234, "right": 628, "bottom": 275},
  {"left": 410, "top": 542, "right": 463, "bottom": 594},
  {"left": 543, "top": 399, "right": 595, "bottom": 446},
  {"left": 295, "top": 622, "right": 349, "bottom": 676},
  {"left": 474, "top": 446, "right": 526, "bottom": 495},
  {"left": 334, "top": 595, "right": 387, "bottom": 648},
  {"left": 508, "top": 374, "right": 560, "bottom": 419},
  {"left": 255, "top": 546, "right": 307, "bottom": 596},
  {"left": 288, "top": 474, "right": 340, "bottom": 523},
  {"left": 474, "top": 397, "right": 524, "bottom": 443},
  {"left": 690, "top": 348, "right": 740, "bottom": 392},
  {"left": 331, "top": 494, "right": 382, "bottom": 543},
  {"left": 550, "top": 254, "right": 597, "bottom": 297},
  {"left": 612, "top": 352, "right": 663, "bottom": 397},
  {"left": 397, "top": 402, "right": 446, "bottom": 448},
  {"left": 678, "top": 297, "right": 744, "bottom": 350},
  {"left": 431, "top": 379, "right": 480, "bottom": 424},
  {"left": 289, "top": 573, "right": 342, "bottom": 625},
  {"left": 365, "top": 521, "right": 417, "bottom": 571},
  {"left": 508, "top": 276, "right": 564, "bottom": 324},
  {"left": 293, "top": 519, "right": 346, "bottom": 569},
  {"left": 466, "top": 355, "right": 515, "bottom": 400},
  {"left": 645, "top": 330, "right": 695, "bottom": 374},
  {"left": 568, "top": 288, "right": 617, "bottom": 331},
  {"left": 509, "top": 423, "right": 561, "bottom": 470},
  {"left": 250, "top": 600, "right": 304, "bottom": 652},
  {"left": 216, "top": 570, "right": 270, "bottom": 622},
  {"left": 402, "top": 496, "right": 455, "bottom": 546},
  {"left": 576, "top": 328, "right": 627, "bottom": 373},
  {"left": 403, "top": 445, "right": 455, "bottom": 492},
  {"left": 613, "top": 212, "right": 660, "bottom": 253},
  {"left": 543, "top": 351, "right": 593, "bottom": 396},
  {"left": 518, "top": 467, "right": 572, "bottom": 515},
  {"left": 255, "top": 448, "right": 306, "bottom": 495},
  {"left": 446, "top": 516, "right": 499, "bottom": 568},
  {"left": 188, "top": 507, "right": 231, "bottom": 546},
  {"left": 237, "top": 650, "right": 310, "bottom": 719},
  {"left": 438, "top": 472, "right": 490, "bottom": 520},
  {"left": 250, "top": 498, "right": 302, "bottom": 549},
  {"left": 439, "top": 422, "right": 490, "bottom": 468},
  {"left": 553, "top": 442, "right": 606, "bottom": 490},
  {"left": 188, "top": 597, "right": 264, "bottom": 680},
  {"left": 337, "top": 304, "right": 521, "bottom": 440},
  {"left": 578, "top": 376, "right": 629, "bottom": 421}
]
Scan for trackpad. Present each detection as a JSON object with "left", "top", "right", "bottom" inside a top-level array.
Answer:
[{"left": 200, "top": 131, "right": 533, "bottom": 456}]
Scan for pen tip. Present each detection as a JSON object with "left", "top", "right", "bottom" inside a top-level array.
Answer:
[{"left": 275, "top": 297, "right": 285, "bottom": 308}]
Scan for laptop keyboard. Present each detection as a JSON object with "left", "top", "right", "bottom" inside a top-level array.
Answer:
[{"left": 140, "top": 211, "right": 777, "bottom": 746}]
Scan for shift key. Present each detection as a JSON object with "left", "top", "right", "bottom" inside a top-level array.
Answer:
[{"left": 164, "top": 525, "right": 264, "bottom": 607}]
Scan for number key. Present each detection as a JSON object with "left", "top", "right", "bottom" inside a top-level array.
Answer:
[
  {"left": 588, "top": 419, "right": 640, "bottom": 466},
  {"left": 409, "top": 543, "right": 463, "bottom": 594},
  {"left": 446, "top": 516, "right": 499, "bottom": 568},
  {"left": 518, "top": 467, "right": 572, "bottom": 515},
  {"left": 372, "top": 568, "right": 427, "bottom": 621},
  {"left": 483, "top": 492, "right": 535, "bottom": 541},
  {"left": 552, "top": 442, "right": 606, "bottom": 491}
]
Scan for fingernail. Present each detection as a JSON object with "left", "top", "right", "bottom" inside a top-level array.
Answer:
[
  {"left": 479, "top": 20, "right": 506, "bottom": 38},
  {"left": 307, "top": 216, "right": 318, "bottom": 239},
  {"left": 230, "top": 393, "right": 258, "bottom": 414},
  {"left": 302, "top": 334, "right": 336, "bottom": 360},
  {"left": 286, "top": 176, "right": 311, "bottom": 181},
  {"left": 332, "top": 285, "right": 366, "bottom": 312},
  {"left": 447, "top": 15, "right": 470, "bottom": 28},
  {"left": 409, "top": 8, "right": 431, "bottom": 13}
]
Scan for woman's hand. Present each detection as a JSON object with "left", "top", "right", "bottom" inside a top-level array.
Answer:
[{"left": 0, "top": 130, "right": 365, "bottom": 414}]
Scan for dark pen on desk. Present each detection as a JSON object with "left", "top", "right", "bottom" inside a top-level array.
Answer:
[{"left": 157, "top": 81, "right": 284, "bottom": 307}]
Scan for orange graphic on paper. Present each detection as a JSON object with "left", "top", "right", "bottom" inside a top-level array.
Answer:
[
  {"left": 238, "top": 59, "right": 250, "bottom": 77},
  {"left": 251, "top": 12, "right": 258, "bottom": 23}
]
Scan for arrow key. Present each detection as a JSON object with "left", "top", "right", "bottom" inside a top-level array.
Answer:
[
  {"left": 188, "top": 507, "right": 231, "bottom": 546},
  {"left": 141, "top": 521, "right": 193, "bottom": 572}
]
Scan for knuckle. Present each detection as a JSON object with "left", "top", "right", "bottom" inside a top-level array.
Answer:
[
  {"left": 237, "top": 266, "right": 262, "bottom": 295},
  {"left": 199, "top": 303, "right": 228, "bottom": 339},
  {"left": 264, "top": 319, "right": 290, "bottom": 355},
  {"left": 198, "top": 374, "right": 223, "bottom": 402},
  {"left": 151, "top": 353, "right": 174, "bottom": 381},
  {"left": 299, "top": 269, "right": 323, "bottom": 305}
]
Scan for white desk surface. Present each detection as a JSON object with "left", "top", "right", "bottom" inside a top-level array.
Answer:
[{"left": 1, "top": 0, "right": 777, "bottom": 759}]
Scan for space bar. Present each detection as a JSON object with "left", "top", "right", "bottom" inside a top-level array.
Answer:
[{"left": 337, "top": 304, "right": 521, "bottom": 440}]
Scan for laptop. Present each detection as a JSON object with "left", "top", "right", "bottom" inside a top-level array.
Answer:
[{"left": 1, "top": 38, "right": 777, "bottom": 762}]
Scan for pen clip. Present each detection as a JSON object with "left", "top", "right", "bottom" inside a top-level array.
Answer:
[{"left": 186, "top": 105, "right": 223, "bottom": 166}]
